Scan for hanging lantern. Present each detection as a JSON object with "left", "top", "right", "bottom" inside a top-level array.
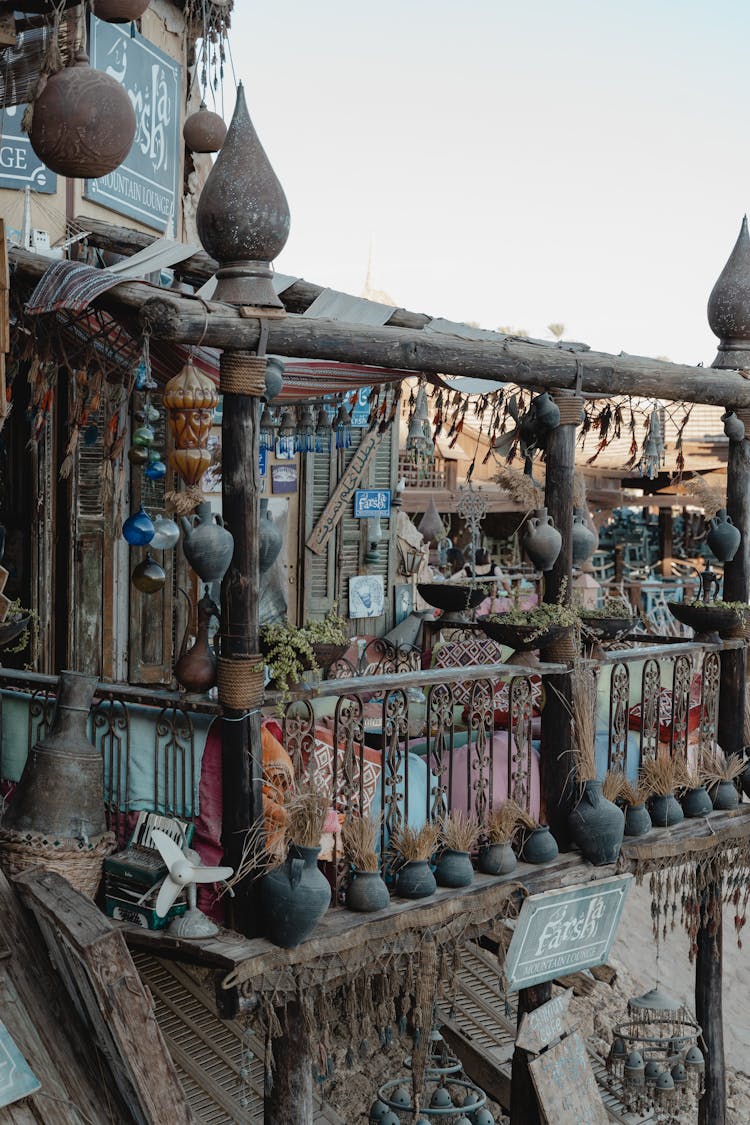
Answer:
[
  {"left": 335, "top": 402, "right": 352, "bottom": 450},
  {"left": 315, "top": 408, "right": 332, "bottom": 454},
  {"left": 277, "top": 408, "right": 297, "bottom": 458},
  {"left": 296, "top": 405, "right": 315, "bottom": 454},
  {"left": 131, "top": 553, "right": 166, "bottom": 594},
  {"left": 29, "top": 49, "right": 136, "bottom": 179},
  {"left": 418, "top": 496, "right": 445, "bottom": 545},
  {"left": 259, "top": 405, "right": 278, "bottom": 453},
  {"left": 364, "top": 516, "right": 383, "bottom": 564},
  {"left": 406, "top": 384, "right": 435, "bottom": 468},
  {"left": 183, "top": 102, "right": 227, "bottom": 153},
  {"left": 122, "top": 505, "right": 155, "bottom": 546},
  {"left": 163, "top": 359, "right": 218, "bottom": 513}
]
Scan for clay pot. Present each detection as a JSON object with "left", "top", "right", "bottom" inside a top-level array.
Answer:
[
  {"left": 648, "top": 793, "right": 684, "bottom": 827},
  {"left": 568, "top": 780, "right": 624, "bottom": 866},
  {"left": 93, "top": 0, "right": 150, "bottom": 20},
  {"left": 395, "top": 859, "right": 436, "bottom": 899},
  {"left": 259, "top": 499, "right": 283, "bottom": 574},
  {"left": 624, "top": 803, "right": 652, "bottom": 837},
  {"left": 706, "top": 509, "right": 741, "bottom": 563},
  {"left": 520, "top": 825, "right": 559, "bottom": 864},
  {"left": 183, "top": 103, "right": 227, "bottom": 153},
  {"left": 346, "top": 870, "right": 390, "bottom": 912},
  {"left": 29, "top": 50, "right": 136, "bottom": 179},
  {"left": 572, "top": 508, "right": 597, "bottom": 566},
  {"left": 181, "top": 502, "right": 234, "bottom": 583},
  {"left": 681, "top": 786, "right": 713, "bottom": 818},
  {"left": 477, "top": 841, "right": 517, "bottom": 875},
  {"left": 711, "top": 779, "right": 739, "bottom": 811},
  {"left": 260, "top": 845, "right": 331, "bottom": 947},
  {"left": 522, "top": 508, "right": 562, "bottom": 572},
  {"left": 434, "top": 849, "right": 474, "bottom": 888}
]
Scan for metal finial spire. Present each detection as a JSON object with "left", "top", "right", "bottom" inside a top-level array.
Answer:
[{"left": 708, "top": 215, "right": 750, "bottom": 368}]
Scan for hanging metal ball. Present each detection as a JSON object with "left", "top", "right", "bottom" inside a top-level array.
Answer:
[
  {"left": 473, "top": 1111, "right": 495, "bottom": 1125},
  {"left": 127, "top": 446, "right": 149, "bottom": 466},
  {"left": 150, "top": 516, "right": 180, "bottom": 551},
  {"left": 122, "top": 505, "right": 155, "bottom": 546},
  {"left": 380, "top": 1115, "right": 400, "bottom": 1125},
  {"left": 29, "top": 49, "right": 136, "bottom": 178},
  {"left": 93, "top": 0, "right": 151, "bottom": 21},
  {"left": 183, "top": 102, "right": 227, "bottom": 153},
  {"left": 131, "top": 553, "right": 166, "bottom": 594},
  {"left": 430, "top": 1085, "right": 454, "bottom": 1108}
]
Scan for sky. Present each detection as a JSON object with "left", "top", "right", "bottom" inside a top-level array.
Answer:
[{"left": 222, "top": 0, "right": 750, "bottom": 367}]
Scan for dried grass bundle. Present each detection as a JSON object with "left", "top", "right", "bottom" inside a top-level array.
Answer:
[
  {"left": 641, "top": 751, "right": 681, "bottom": 798},
  {"left": 389, "top": 822, "right": 440, "bottom": 862},
  {"left": 223, "top": 818, "right": 279, "bottom": 893},
  {"left": 493, "top": 466, "right": 544, "bottom": 511},
  {"left": 677, "top": 761, "right": 703, "bottom": 792},
  {"left": 487, "top": 800, "right": 535, "bottom": 843},
  {"left": 440, "top": 810, "right": 481, "bottom": 852},
  {"left": 601, "top": 770, "right": 625, "bottom": 803},
  {"left": 700, "top": 747, "right": 746, "bottom": 787},
  {"left": 571, "top": 665, "right": 598, "bottom": 782},
  {"left": 285, "top": 781, "right": 330, "bottom": 849},
  {"left": 679, "top": 476, "right": 724, "bottom": 519},
  {"left": 341, "top": 815, "right": 380, "bottom": 872},
  {"left": 619, "top": 777, "right": 650, "bottom": 807}
]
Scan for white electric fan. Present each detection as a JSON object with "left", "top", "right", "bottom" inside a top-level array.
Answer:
[{"left": 151, "top": 828, "right": 233, "bottom": 938}]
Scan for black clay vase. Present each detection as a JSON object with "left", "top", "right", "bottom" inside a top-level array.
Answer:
[
  {"left": 435, "top": 849, "right": 474, "bottom": 888},
  {"left": 569, "top": 780, "right": 625, "bottom": 865},
  {"left": 395, "top": 859, "right": 436, "bottom": 899},
  {"left": 346, "top": 869, "right": 390, "bottom": 912},
  {"left": 520, "top": 825, "right": 559, "bottom": 864},
  {"left": 260, "top": 844, "right": 330, "bottom": 947},
  {"left": 478, "top": 841, "right": 517, "bottom": 875},
  {"left": 624, "top": 803, "right": 652, "bottom": 837}
]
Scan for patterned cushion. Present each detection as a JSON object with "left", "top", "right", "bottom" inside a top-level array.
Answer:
[{"left": 628, "top": 678, "right": 702, "bottom": 742}]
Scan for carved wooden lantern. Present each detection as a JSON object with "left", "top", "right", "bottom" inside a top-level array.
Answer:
[{"left": 163, "top": 360, "right": 218, "bottom": 512}]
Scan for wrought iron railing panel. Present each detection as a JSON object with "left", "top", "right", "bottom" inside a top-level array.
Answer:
[
  {"left": 608, "top": 662, "right": 630, "bottom": 772},
  {"left": 670, "top": 654, "right": 693, "bottom": 760},
  {"left": 639, "top": 658, "right": 661, "bottom": 764}
]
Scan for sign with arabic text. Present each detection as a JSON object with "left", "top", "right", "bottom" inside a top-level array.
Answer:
[
  {"left": 528, "top": 1031, "right": 608, "bottom": 1125},
  {"left": 0, "top": 1018, "right": 40, "bottom": 1108},
  {"left": 84, "top": 20, "right": 182, "bottom": 231},
  {"left": 0, "top": 103, "right": 56, "bottom": 194},
  {"left": 354, "top": 489, "right": 391, "bottom": 518},
  {"left": 505, "top": 874, "right": 631, "bottom": 992},
  {"left": 515, "top": 988, "right": 572, "bottom": 1053}
]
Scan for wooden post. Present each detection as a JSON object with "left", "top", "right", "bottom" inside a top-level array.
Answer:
[
  {"left": 220, "top": 357, "right": 264, "bottom": 934},
  {"left": 265, "top": 1001, "right": 314, "bottom": 1124},
  {"left": 696, "top": 884, "right": 724, "bottom": 1125},
  {"left": 658, "top": 507, "right": 673, "bottom": 574},
  {"left": 540, "top": 392, "right": 580, "bottom": 848},
  {"left": 510, "top": 982, "right": 552, "bottom": 1125}
]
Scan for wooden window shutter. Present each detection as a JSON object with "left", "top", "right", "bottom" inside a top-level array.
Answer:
[
  {"left": 302, "top": 444, "right": 337, "bottom": 621},
  {"left": 70, "top": 410, "right": 110, "bottom": 677}
]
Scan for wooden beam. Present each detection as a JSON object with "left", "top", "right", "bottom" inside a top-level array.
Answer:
[{"left": 10, "top": 246, "right": 750, "bottom": 410}]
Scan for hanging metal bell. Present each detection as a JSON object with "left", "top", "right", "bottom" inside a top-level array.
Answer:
[{"left": 131, "top": 553, "right": 166, "bottom": 593}]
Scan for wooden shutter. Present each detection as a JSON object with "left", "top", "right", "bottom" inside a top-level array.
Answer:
[
  {"left": 302, "top": 444, "right": 337, "bottom": 620},
  {"left": 70, "top": 413, "right": 110, "bottom": 677}
]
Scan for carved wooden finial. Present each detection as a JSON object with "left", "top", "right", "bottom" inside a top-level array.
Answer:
[
  {"left": 196, "top": 83, "right": 290, "bottom": 307},
  {"left": 708, "top": 215, "right": 750, "bottom": 368}
]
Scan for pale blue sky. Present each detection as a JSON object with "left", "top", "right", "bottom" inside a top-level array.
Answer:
[{"left": 225, "top": 1, "right": 750, "bottom": 366}]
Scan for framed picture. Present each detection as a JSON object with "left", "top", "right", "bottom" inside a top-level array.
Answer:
[
  {"left": 394, "top": 583, "right": 413, "bottom": 625},
  {"left": 271, "top": 463, "right": 298, "bottom": 494},
  {"left": 348, "top": 574, "right": 385, "bottom": 620}
]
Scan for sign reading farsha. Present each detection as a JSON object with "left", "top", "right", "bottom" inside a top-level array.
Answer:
[
  {"left": 354, "top": 489, "right": 391, "bottom": 518},
  {"left": 85, "top": 20, "right": 181, "bottom": 231},
  {"left": 505, "top": 874, "right": 632, "bottom": 992}
]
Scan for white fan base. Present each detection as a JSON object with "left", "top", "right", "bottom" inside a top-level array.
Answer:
[{"left": 167, "top": 907, "right": 219, "bottom": 938}]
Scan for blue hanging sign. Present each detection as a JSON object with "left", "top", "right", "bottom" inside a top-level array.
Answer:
[
  {"left": 0, "top": 1018, "right": 41, "bottom": 1108},
  {"left": 351, "top": 386, "right": 371, "bottom": 427},
  {"left": 84, "top": 20, "right": 182, "bottom": 231},
  {"left": 354, "top": 489, "right": 391, "bottom": 518},
  {"left": 0, "top": 103, "right": 56, "bottom": 194}
]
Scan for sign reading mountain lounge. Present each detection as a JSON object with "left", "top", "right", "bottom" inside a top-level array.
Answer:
[
  {"left": 505, "top": 874, "right": 632, "bottom": 992},
  {"left": 85, "top": 20, "right": 182, "bottom": 231}
]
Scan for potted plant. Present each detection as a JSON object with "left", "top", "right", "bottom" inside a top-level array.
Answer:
[
  {"left": 613, "top": 777, "right": 652, "bottom": 837},
  {"left": 341, "top": 815, "right": 389, "bottom": 912},
  {"left": 579, "top": 597, "right": 636, "bottom": 640},
  {"left": 666, "top": 599, "right": 750, "bottom": 643},
  {"left": 700, "top": 747, "right": 744, "bottom": 810},
  {"left": 304, "top": 608, "right": 350, "bottom": 672},
  {"left": 676, "top": 762, "right": 714, "bottom": 818},
  {"left": 260, "top": 620, "right": 319, "bottom": 699},
  {"left": 259, "top": 780, "right": 332, "bottom": 947},
  {"left": 641, "top": 752, "right": 684, "bottom": 826},
  {"left": 390, "top": 823, "right": 440, "bottom": 899},
  {"left": 435, "top": 810, "right": 480, "bottom": 887},
  {"left": 479, "top": 800, "right": 534, "bottom": 875},
  {"left": 478, "top": 589, "right": 579, "bottom": 659},
  {"left": 519, "top": 821, "right": 559, "bottom": 864},
  {"left": 567, "top": 666, "right": 625, "bottom": 865}
]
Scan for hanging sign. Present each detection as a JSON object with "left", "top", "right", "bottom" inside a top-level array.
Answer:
[
  {"left": 351, "top": 386, "right": 372, "bottom": 427},
  {"left": 515, "top": 988, "right": 573, "bottom": 1053},
  {"left": 84, "top": 21, "right": 182, "bottom": 231},
  {"left": 528, "top": 1031, "right": 608, "bottom": 1125},
  {"left": 505, "top": 874, "right": 631, "bottom": 992},
  {"left": 306, "top": 429, "right": 381, "bottom": 556},
  {"left": 0, "top": 1018, "right": 41, "bottom": 1108},
  {"left": 354, "top": 489, "right": 391, "bottom": 518},
  {"left": 0, "top": 103, "right": 56, "bottom": 194}
]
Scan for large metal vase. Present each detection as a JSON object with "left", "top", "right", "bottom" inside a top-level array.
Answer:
[
  {"left": 260, "top": 845, "right": 331, "bottom": 947},
  {"left": 181, "top": 502, "right": 234, "bottom": 584},
  {"left": 568, "top": 780, "right": 625, "bottom": 865},
  {"left": 4, "top": 671, "right": 106, "bottom": 839}
]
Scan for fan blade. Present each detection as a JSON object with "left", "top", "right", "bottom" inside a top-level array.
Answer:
[
  {"left": 151, "top": 828, "right": 186, "bottom": 870},
  {"left": 190, "top": 865, "right": 233, "bottom": 884},
  {"left": 155, "top": 876, "right": 182, "bottom": 918}
]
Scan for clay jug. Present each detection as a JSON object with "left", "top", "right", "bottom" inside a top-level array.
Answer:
[
  {"left": 435, "top": 849, "right": 474, "bottom": 888},
  {"left": 568, "top": 780, "right": 625, "bottom": 865},
  {"left": 522, "top": 508, "right": 562, "bottom": 572},
  {"left": 259, "top": 499, "right": 283, "bottom": 574},
  {"left": 520, "top": 825, "right": 559, "bottom": 864},
  {"left": 4, "top": 671, "right": 107, "bottom": 839},
  {"left": 624, "top": 803, "right": 651, "bottom": 837},
  {"left": 478, "top": 841, "right": 517, "bottom": 875},
  {"left": 181, "top": 502, "right": 234, "bottom": 583},
  {"left": 395, "top": 859, "right": 436, "bottom": 899},
  {"left": 648, "top": 792, "right": 684, "bottom": 827},
  {"left": 681, "top": 786, "right": 713, "bottom": 818},
  {"left": 346, "top": 869, "right": 390, "bottom": 912},
  {"left": 534, "top": 392, "right": 561, "bottom": 429},
  {"left": 706, "top": 509, "right": 741, "bottom": 563},
  {"left": 174, "top": 589, "right": 219, "bottom": 694},
  {"left": 572, "top": 508, "right": 597, "bottom": 566},
  {"left": 711, "top": 779, "right": 739, "bottom": 810},
  {"left": 260, "top": 844, "right": 331, "bottom": 947}
]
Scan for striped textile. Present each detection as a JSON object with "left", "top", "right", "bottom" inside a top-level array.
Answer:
[{"left": 25, "top": 260, "right": 126, "bottom": 315}]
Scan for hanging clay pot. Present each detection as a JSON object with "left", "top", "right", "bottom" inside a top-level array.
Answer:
[
  {"left": 706, "top": 508, "right": 741, "bottom": 563},
  {"left": 533, "top": 392, "right": 561, "bottom": 429},
  {"left": 346, "top": 869, "right": 390, "bottom": 912},
  {"left": 624, "top": 803, "right": 651, "bottom": 837},
  {"left": 259, "top": 498, "right": 283, "bottom": 574},
  {"left": 174, "top": 590, "right": 219, "bottom": 694},
  {"left": 260, "top": 844, "right": 331, "bottom": 947},
  {"left": 29, "top": 49, "right": 136, "bottom": 179},
  {"left": 478, "top": 841, "right": 517, "bottom": 875},
  {"left": 418, "top": 496, "right": 445, "bottom": 545},
  {"left": 522, "top": 508, "right": 562, "bottom": 572},
  {"left": 131, "top": 553, "right": 165, "bottom": 594},
  {"left": 434, "top": 849, "right": 474, "bottom": 888},
  {"left": 181, "top": 502, "right": 234, "bottom": 583},
  {"left": 572, "top": 508, "right": 597, "bottom": 566},
  {"left": 568, "top": 779, "right": 625, "bottom": 865},
  {"left": 93, "top": 0, "right": 151, "bottom": 21},
  {"left": 183, "top": 103, "right": 227, "bottom": 153}
]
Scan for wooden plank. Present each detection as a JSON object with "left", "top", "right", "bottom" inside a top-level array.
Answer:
[
  {"left": 516, "top": 989, "right": 573, "bottom": 1053},
  {"left": 511, "top": 982, "right": 553, "bottom": 1125},
  {"left": 528, "top": 1032, "right": 608, "bottom": 1125},
  {"left": 13, "top": 869, "right": 197, "bottom": 1125},
  {"left": 306, "top": 427, "right": 381, "bottom": 554},
  {"left": 440, "top": 1018, "right": 512, "bottom": 1109}
]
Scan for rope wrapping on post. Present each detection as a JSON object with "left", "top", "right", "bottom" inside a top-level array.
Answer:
[
  {"left": 219, "top": 351, "right": 267, "bottom": 396},
  {"left": 217, "top": 654, "right": 265, "bottom": 711},
  {"left": 551, "top": 391, "right": 585, "bottom": 426}
]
